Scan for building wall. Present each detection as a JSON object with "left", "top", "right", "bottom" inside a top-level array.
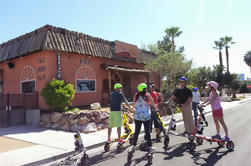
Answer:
[
  {"left": 0, "top": 50, "right": 57, "bottom": 109},
  {"left": 0, "top": 50, "right": 160, "bottom": 110},
  {"left": 59, "top": 52, "right": 154, "bottom": 106}
]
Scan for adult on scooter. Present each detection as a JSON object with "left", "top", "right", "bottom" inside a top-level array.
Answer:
[
  {"left": 107, "top": 83, "right": 132, "bottom": 144},
  {"left": 148, "top": 83, "right": 164, "bottom": 134},
  {"left": 165, "top": 76, "right": 195, "bottom": 136},
  {"left": 130, "top": 83, "right": 159, "bottom": 153}
]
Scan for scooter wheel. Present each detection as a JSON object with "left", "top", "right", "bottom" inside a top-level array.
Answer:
[
  {"left": 226, "top": 141, "right": 234, "bottom": 151},
  {"left": 164, "top": 135, "right": 170, "bottom": 147},
  {"left": 139, "top": 142, "right": 148, "bottom": 151},
  {"left": 218, "top": 140, "right": 225, "bottom": 147},
  {"left": 188, "top": 135, "right": 194, "bottom": 141},
  {"left": 117, "top": 144, "right": 123, "bottom": 153},
  {"left": 187, "top": 142, "right": 196, "bottom": 152},
  {"left": 129, "top": 136, "right": 134, "bottom": 145},
  {"left": 127, "top": 153, "right": 133, "bottom": 163},
  {"left": 156, "top": 133, "right": 161, "bottom": 142},
  {"left": 75, "top": 141, "right": 80, "bottom": 151},
  {"left": 146, "top": 153, "right": 153, "bottom": 164},
  {"left": 79, "top": 153, "right": 89, "bottom": 166},
  {"left": 104, "top": 143, "right": 110, "bottom": 152},
  {"left": 196, "top": 137, "right": 203, "bottom": 145}
]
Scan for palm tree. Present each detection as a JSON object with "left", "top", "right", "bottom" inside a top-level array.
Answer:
[
  {"left": 220, "top": 36, "right": 236, "bottom": 72},
  {"left": 244, "top": 50, "right": 251, "bottom": 77},
  {"left": 213, "top": 40, "right": 224, "bottom": 70},
  {"left": 165, "top": 27, "right": 182, "bottom": 49}
]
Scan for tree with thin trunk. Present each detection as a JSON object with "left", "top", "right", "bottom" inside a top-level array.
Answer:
[
  {"left": 165, "top": 27, "right": 182, "bottom": 50},
  {"left": 244, "top": 50, "right": 251, "bottom": 77},
  {"left": 213, "top": 40, "right": 224, "bottom": 70},
  {"left": 220, "top": 36, "right": 236, "bottom": 72}
]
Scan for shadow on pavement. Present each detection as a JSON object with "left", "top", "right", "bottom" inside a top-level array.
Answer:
[
  {"left": 157, "top": 142, "right": 233, "bottom": 165},
  {"left": 88, "top": 144, "right": 131, "bottom": 165},
  {"left": 189, "top": 146, "right": 234, "bottom": 166},
  {"left": 162, "top": 142, "right": 188, "bottom": 160}
]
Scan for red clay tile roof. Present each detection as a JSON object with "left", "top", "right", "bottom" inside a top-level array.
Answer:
[{"left": 0, "top": 25, "right": 156, "bottom": 64}]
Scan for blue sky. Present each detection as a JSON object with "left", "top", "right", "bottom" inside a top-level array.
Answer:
[{"left": 1, "top": 0, "right": 251, "bottom": 78}]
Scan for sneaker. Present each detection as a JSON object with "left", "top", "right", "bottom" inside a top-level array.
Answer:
[
  {"left": 221, "top": 136, "right": 230, "bottom": 142},
  {"left": 211, "top": 134, "right": 221, "bottom": 139},
  {"left": 107, "top": 139, "right": 112, "bottom": 143},
  {"left": 182, "top": 131, "right": 189, "bottom": 136},
  {"left": 118, "top": 138, "right": 125, "bottom": 144}
]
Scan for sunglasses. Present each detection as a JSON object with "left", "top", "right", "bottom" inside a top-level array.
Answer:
[{"left": 180, "top": 81, "right": 185, "bottom": 83}]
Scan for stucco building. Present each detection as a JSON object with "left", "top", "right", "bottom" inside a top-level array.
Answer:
[{"left": 0, "top": 25, "right": 160, "bottom": 110}]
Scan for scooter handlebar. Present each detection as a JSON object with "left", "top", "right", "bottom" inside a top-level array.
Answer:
[{"left": 197, "top": 105, "right": 205, "bottom": 110}]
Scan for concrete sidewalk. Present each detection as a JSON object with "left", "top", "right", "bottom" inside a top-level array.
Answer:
[{"left": 0, "top": 95, "right": 251, "bottom": 166}]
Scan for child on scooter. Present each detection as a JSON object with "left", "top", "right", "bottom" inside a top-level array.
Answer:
[
  {"left": 192, "top": 87, "right": 208, "bottom": 127},
  {"left": 199, "top": 81, "right": 230, "bottom": 141},
  {"left": 107, "top": 83, "right": 132, "bottom": 144}
]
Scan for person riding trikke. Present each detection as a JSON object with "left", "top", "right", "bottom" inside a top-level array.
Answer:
[
  {"left": 148, "top": 83, "right": 164, "bottom": 134},
  {"left": 199, "top": 81, "right": 230, "bottom": 141},
  {"left": 192, "top": 87, "right": 208, "bottom": 126},
  {"left": 166, "top": 76, "right": 195, "bottom": 135},
  {"left": 130, "top": 83, "right": 159, "bottom": 153},
  {"left": 107, "top": 83, "right": 132, "bottom": 144}
]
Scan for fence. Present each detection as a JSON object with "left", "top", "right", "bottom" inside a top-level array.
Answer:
[{"left": 0, "top": 92, "right": 39, "bottom": 127}]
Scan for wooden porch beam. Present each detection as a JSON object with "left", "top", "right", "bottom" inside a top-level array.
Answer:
[{"left": 108, "top": 70, "right": 111, "bottom": 94}]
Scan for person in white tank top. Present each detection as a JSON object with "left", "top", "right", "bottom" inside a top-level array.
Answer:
[{"left": 192, "top": 87, "right": 208, "bottom": 126}]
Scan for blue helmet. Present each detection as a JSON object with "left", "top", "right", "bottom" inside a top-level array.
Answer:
[
  {"left": 193, "top": 87, "right": 198, "bottom": 92},
  {"left": 180, "top": 76, "right": 187, "bottom": 81}
]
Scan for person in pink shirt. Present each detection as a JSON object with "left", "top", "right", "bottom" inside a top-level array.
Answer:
[{"left": 199, "top": 81, "right": 230, "bottom": 141}]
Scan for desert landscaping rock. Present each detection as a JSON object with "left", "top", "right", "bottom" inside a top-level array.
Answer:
[
  {"left": 39, "top": 107, "right": 134, "bottom": 133},
  {"left": 51, "top": 112, "right": 62, "bottom": 123},
  {"left": 77, "top": 117, "right": 90, "bottom": 126},
  {"left": 59, "top": 122, "right": 70, "bottom": 131},
  {"left": 100, "top": 111, "right": 109, "bottom": 119},
  {"left": 40, "top": 114, "right": 51, "bottom": 123},
  {"left": 81, "top": 122, "right": 97, "bottom": 133},
  {"left": 51, "top": 122, "right": 60, "bottom": 129},
  {"left": 96, "top": 123, "right": 108, "bottom": 130},
  {"left": 57, "top": 115, "right": 69, "bottom": 125},
  {"left": 90, "top": 102, "right": 101, "bottom": 110}
]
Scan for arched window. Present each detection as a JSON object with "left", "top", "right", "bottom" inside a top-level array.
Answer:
[
  {"left": 20, "top": 66, "right": 36, "bottom": 93},
  {"left": 75, "top": 66, "right": 96, "bottom": 92}
]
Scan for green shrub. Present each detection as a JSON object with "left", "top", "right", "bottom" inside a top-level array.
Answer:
[{"left": 41, "top": 78, "right": 75, "bottom": 112}]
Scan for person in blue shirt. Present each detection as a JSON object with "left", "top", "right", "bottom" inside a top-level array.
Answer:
[{"left": 107, "top": 83, "right": 131, "bottom": 143}]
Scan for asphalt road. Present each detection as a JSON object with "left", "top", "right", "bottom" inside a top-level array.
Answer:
[{"left": 86, "top": 100, "right": 251, "bottom": 166}]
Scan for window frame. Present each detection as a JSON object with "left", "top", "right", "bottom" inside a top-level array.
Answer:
[
  {"left": 75, "top": 79, "right": 96, "bottom": 93},
  {"left": 20, "top": 79, "right": 36, "bottom": 94},
  {"left": 75, "top": 66, "right": 96, "bottom": 93}
]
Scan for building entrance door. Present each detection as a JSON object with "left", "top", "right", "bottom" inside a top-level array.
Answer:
[{"left": 123, "top": 76, "right": 132, "bottom": 101}]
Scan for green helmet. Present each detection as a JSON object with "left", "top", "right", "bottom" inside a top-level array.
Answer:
[
  {"left": 114, "top": 83, "right": 123, "bottom": 89},
  {"left": 137, "top": 83, "right": 147, "bottom": 92}
]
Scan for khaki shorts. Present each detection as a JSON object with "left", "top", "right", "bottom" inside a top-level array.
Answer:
[{"left": 108, "top": 111, "right": 122, "bottom": 128}]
